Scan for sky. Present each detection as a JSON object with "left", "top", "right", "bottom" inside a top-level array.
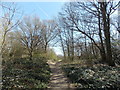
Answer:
[
  {"left": 16, "top": 2, "right": 65, "bottom": 55},
  {"left": 17, "top": 2, "right": 65, "bottom": 20}
]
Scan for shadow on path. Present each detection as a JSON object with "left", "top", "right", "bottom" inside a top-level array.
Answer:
[{"left": 47, "top": 60, "right": 76, "bottom": 89}]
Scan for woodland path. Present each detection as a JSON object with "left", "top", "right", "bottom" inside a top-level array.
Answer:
[{"left": 47, "top": 60, "right": 76, "bottom": 90}]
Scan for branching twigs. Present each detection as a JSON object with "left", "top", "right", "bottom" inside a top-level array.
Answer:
[{"left": 0, "top": 3, "right": 22, "bottom": 56}]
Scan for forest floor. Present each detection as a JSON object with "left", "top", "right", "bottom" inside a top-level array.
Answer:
[
  {"left": 47, "top": 60, "right": 76, "bottom": 89},
  {"left": 62, "top": 60, "right": 120, "bottom": 88}
]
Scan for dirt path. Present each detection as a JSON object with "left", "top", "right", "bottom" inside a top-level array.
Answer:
[{"left": 47, "top": 60, "right": 76, "bottom": 89}]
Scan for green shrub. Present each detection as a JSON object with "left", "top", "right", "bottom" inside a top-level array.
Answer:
[
  {"left": 2, "top": 57, "right": 51, "bottom": 88},
  {"left": 62, "top": 64, "right": 120, "bottom": 88}
]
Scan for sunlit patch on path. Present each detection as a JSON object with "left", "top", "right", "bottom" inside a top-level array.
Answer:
[{"left": 47, "top": 60, "right": 76, "bottom": 89}]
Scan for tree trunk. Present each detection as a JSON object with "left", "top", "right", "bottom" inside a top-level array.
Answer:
[
  {"left": 100, "top": 2, "right": 115, "bottom": 66},
  {"left": 91, "top": 42, "right": 97, "bottom": 59},
  {"left": 66, "top": 40, "right": 70, "bottom": 59},
  {"left": 29, "top": 52, "right": 32, "bottom": 60},
  {"left": 98, "top": 6, "right": 107, "bottom": 62},
  {"left": 29, "top": 47, "right": 33, "bottom": 60},
  {"left": 44, "top": 42, "right": 48, "bottom": 53},
  {"left": 84, "top": 36, "right": 88, "bottom": 59},
  {"left": 71, "top": 29, "right": 74, "bottom": 61},
  {"left": 59, "top": 32, "right": 66, "bottom": 60}
]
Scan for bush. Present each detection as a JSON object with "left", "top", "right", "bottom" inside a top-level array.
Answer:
[
  {"left": 2, "top": 58, "right": 51, "bottom": 89},
  {"left": 62, "top": 64, "right": 120, "bottom": 88},
  {"left": 112, "top": 47, "right": 120, "bottom": 65}
]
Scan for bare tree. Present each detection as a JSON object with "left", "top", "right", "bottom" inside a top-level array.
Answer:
[
  {"left": 59, "top": 1, "right": 119, "bottom": 66},
  {"left": 0, "top": 3, "right": 21, "bottom": 58},
  {"left": 58, "top": 28, "right": 66, "bottom": 59},
  {"left": 41, "top": 20, "right": 58, "bottom": 52},
  {"left": 99, "top": 1, "right": 119, "bottom": 66},
  {"left": 17, "top": 16, "right": 43, "bottom": 60}
]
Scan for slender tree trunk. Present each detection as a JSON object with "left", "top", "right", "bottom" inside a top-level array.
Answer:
[
  {"left": 84, "top": 36, "right": 88, "bottom": 59},
  {"left": 29, "top": 53, "right": 32, "bottom": 60},
  {"left": 59, "top": 32, "right": 66, "bottom": 60},
  {"left": 29, "top": 48, "right": 33, "bottom": 60},
  {"left": 62, "top": 45, "right": 66, "bottom": 60},
  {"left": 67, "top": 40, "right": 70, "bottom": 59},
  {"left": 71, "top": 29, "right": 74, "bottom": 61},
  {"left": 1, "top": 32, "right": 7, "bottom": 59},
  {"left": 91, "top": 42, "right": 96, "bottom": 59},
  {"left": 80, "top": 45, "right": 83, "bottom": 59},
  {"left": 44, "top": 42, "right": 48, "bottom": 53}
]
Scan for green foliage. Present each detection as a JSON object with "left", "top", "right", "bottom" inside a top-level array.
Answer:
[
  {"left": 2, "top": 58, "right": 51, "bottom": 88},
  {"left": 33, "top": 49, "right": 57, "bottom": 60},
  {"left": 47, "top": 49, "right": 58, "bottom": 60},
  {"left": 112, "top": 47, "right": 120, "bottom": 65},
  {"left": 35, "top": 82, "right": 48, "bottom": 88},
  {"left": 62, "top": 64, "right": 120, "bottom": 88}
]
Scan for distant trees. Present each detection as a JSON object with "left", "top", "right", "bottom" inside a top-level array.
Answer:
[
  {"left": 58, "top": 1, "right": 119, "bottom": 66},
  {"left": 1, "top": 1, "right": 119, "bottom": 66},
  {"left": 57, "top": 27, "right": 75, "bottom": 60},
  {"left": 58, "top": 28, "right": 66, "bottom": 59},
  {"left": 41, "top": 20, "right": 58, "bottom": 52},
  {"left": 0, "top": 3, "right": 59, "bottom": 61},
  {"left": 16, "top": 16, "right": 58, "bottom": 60}
]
